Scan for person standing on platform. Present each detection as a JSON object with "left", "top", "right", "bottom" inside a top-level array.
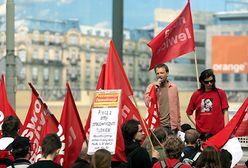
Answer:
[
  {"left": 145, "top": 64, "right": 180, "bottom": 134},
  {"left": 186, "top": 69, "right": 229, "bottom": 135}
]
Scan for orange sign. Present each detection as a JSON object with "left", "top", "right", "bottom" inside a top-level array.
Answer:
[
  {"left": 93, "top": 90, "right": 121, "bottom": 108},
  {"left": 212, "top": 36, "right": 248, "bottom": 74}
]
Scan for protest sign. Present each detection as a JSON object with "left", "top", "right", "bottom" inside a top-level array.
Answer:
[{"left": 88, "top": 90, "right": 121, "bottom": 155}]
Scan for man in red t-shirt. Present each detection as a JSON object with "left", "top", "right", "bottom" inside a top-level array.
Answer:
[{"left": 186, "top": 69, "right": 229, "bottom": 135}]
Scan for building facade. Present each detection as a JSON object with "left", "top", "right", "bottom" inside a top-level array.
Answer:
[{"left": 0, "top": 18, "right": 153, "bottom": 101}]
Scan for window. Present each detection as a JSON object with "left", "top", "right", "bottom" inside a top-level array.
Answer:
[
  {"left": 104, "top": 31, "right": 110, "bottom": 38},
  {"left": 32, "top": 49, "right": 38, "bottom": 60},
  {"left": 86, "top": 40, "right": 90, "bottom": 49},
  {"left": 32, "top": 67, "right": 38, "bottom": 80},
  {"left": 222, "top": 74, "right": 229, "bottom": 82},
  {"left": 85, "top": 52, "right": 91, "bottom": 62},
  {"left": 54, "top": 69, "right": 60, "bottom": 81},
  {"left": 87, "top": 30, "right": 92, "bottom": 35},
  {"left": 71, "top": 50, "right": 76, "bottom": 63},
  {"left": 174, "top": 57, "right": 190, "bottom": 64},
  {"left": 234, "top": 74, "right": 242, "bottom": 82},
  {"left": 85, "top": 65, "right": 91, "bottom": 78},
  {"left": 96, "top": 30, "right": 101, "bottom": 36},
  {"left": 19, "top": 49, "right": 26, "bottom": 62},
  {"left": 54, "top": 50, "right": 61, "bottom": 61},
  {"left": 55, "top": 33, "right": 60, "bottom": 43},
  {"left": 221, "top": 31, "right": 230, "bottom": 36},
  {"left": 234, "top": 31, "right": 242, "bottom": 36},
  {"left": 193, "top": 24, "right": 205, "bottom": 30},
  {"left": 69, "top": 35, "right": 78, "bottom": 45},
  {"left": 43, "top": 68, "right": 49, "bottom": 81},
  {"left": 44, "top": 50, "right": 49, "bottom": 64},
  {"left": 19, "top": 67, "right": 26, "bottom": 80},
  {"left": 95, "top": 66, "right": 100, "bottom": 78},
  {"left": 95, "top": 40, "right": 99, "bottom": 48},
  {"left": 33, "top": 31, "right": 40, "bottom": 41},
  {"left": 44, "top": 32, "right": 49, "bottom": 45}
]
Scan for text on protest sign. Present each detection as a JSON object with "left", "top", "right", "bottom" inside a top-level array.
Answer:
[{"left": 88, "top": 90, "right": 121, "bottom": 155}]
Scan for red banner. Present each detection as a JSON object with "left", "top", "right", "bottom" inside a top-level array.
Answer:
[
  {"left": 0, "top": 74, "right": 20, "bottom": 137},
  {"left": 85, "top": 40, "right": 145, "bottom": 162},
  {"left": 144, "top": 85, "right": 160, "bottom": 130},
  {"left": 148, "top": 0, "right": 195, "bottom": 70},
  {"left": 203, "top": 98, "right": 248, "bottom": 150},
  {"left": 55, "top": 83, "right": 86, "bottom": 168},
  {"left": 21, "top": 83, "right": 59, "bottom": 163}
]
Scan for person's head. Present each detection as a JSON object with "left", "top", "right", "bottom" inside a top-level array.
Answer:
[
  {"left": 196, "top": 146, "right": 221, "bottom": 168},
  {"left": 164, "top": 136, "right": 184, "bottom": 159},
  {"left": 41, "top": 133, "right": 61, "bottom": 160},
  {"left": 185, "top": 129, "right": 200, "bottom": 145},
  {"left": 199, "top": 133, "right": 213, "bottom": 142},
  {"left": 71, "top": 144, "right": 91, "bottom": 168},
  {"left": 199, "top": 69, "right": 216, "bottom": 91},
  {"left": 11, "top": 136, "right": 31, "bottom": 160},
  {"left": 181, "top": 123, "right": 192, "bottom": 133},
  {"left": 91, "top": 149, "right": 111, "bottom": 168},
  {"left": 154, "top": 64, "right": 169, "bottom": 83},
  {"left": 151, "top": 127, "right": 167, "bottom": 146},
  {"left": 2, "top": 116, "right": 20, "bottom": 138},
  {"left": 220, "top": 149, "right": 232, "bottom": 168},
  {"left": 121, "top": 119, "right": 144, "bottom": 142}
]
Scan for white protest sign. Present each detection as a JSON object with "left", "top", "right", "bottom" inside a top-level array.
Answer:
[{"left": 87, "top": 90, "right": 121, "bottom": 155}]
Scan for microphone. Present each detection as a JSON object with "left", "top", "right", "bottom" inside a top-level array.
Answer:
[{"left": 155, "top": 78, "right": 162, "bottom": 88}]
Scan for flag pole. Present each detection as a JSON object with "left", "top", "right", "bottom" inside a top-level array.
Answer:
[
  {"left": 28, "top": 82, "right": 51, "bottom": 113},
  {"left": 131, "top": 95, "right": 154, "bottom": 149},
  {"left": 194, "top": 49, "right": 200, "bottom": 89}
]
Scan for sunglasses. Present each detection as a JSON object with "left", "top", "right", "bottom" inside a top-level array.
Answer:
[{"left": 203, "top": 79, "right": 214, "bottom": 84}]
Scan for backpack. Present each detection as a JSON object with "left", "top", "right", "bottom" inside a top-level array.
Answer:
[
  {"left": 181, "top": 151, "right": 201, "bottom": 167},
  {"left": 0, "top": 143, "right": 15, "bottom": 168},
  {"left": 0, "top": 150, "right": 15, "bottom": 168},
  {"left": 160, "top": 161, "right": 183, "bottom": 168}
]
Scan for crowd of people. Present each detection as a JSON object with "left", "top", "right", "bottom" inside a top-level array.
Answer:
[
  {"left": 0, "top": 64, "right": 244, "bottom": 168},
  {"left": 0, "top": 115, "right": 238, "bottom": 168}
]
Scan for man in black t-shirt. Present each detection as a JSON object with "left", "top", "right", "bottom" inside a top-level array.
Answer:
[{"left": 28, "top": 134, "right": 62, "bottom": 168}]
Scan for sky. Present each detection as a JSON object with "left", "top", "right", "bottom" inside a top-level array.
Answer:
[{"left": 0, "top": 0, "right": 235, "bottom": 29}]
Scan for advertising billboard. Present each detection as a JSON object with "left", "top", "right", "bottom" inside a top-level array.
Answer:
[{"left": 212, "top": 36, "right": 248, "bottom": 74}]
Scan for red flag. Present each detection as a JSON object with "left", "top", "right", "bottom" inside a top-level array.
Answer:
[
  {"left": 203, "top": 97, "right": 248, "bottom": 150},
  {"left": 144, "top": 85, "right": 160, "bottom": 130},
  {"left": 96, "top": 64, "right": 106, "bottom": 89},
  {"left": 148, "top": 0, "right": 195, "bottom": 70},
  {"left": 21, "top": 83, "right": 59, "bottom": 163},
  {"left": 234, "top": 98, "right": 248, "bottom": 136},
  {"left": 102, "top": 40, "right": 133, "bottom": 96},
  {"left": 0, "top": 74, "right": 19, "bottom": 137},
  {"left": 85, "top": 41, "right": 145, "bottom": 162},
  {"left": 122, "top": 93, "right": 147, "bottom": 134},
  {"left": 55, "top": 83, "right": 86, "bottom": 168}
]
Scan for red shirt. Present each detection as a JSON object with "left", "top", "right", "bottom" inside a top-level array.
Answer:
[
  {"left": 153, "top": 158, "right": 191, "bottom": 168},
  {"left": 186, "top": 88, "right": 229, "bottom": 135}
]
